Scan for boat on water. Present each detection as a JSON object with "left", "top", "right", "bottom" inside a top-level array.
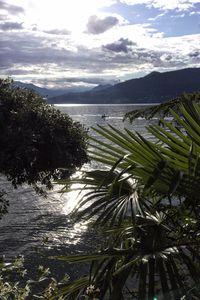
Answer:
[{"left": 101, "top": 114, "right": 109, "bottom": 119}]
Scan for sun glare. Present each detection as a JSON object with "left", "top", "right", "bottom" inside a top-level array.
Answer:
[{"left": 24, "top": 0, "right": 114, "bottom": 33}]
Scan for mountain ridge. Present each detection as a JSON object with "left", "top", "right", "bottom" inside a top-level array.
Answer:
[
  {"left": 13, "top": 81, "right": 91, "bottom": 98},
  {"left": 49, "top": 68, "right": 200, "bottom": 104}
]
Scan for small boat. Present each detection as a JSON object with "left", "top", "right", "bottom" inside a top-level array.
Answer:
[{"left": 101, "top": 114, "right": 109, "bottom": 119}]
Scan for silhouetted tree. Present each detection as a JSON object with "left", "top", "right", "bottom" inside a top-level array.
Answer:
[{"left": 0, "top": 79, "right": 88, "bottom": 192}]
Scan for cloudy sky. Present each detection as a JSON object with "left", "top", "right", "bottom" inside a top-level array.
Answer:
[{"left": 0, "top": 0, "right": 200, "bottom": 88}]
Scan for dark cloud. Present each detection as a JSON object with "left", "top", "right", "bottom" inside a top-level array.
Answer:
[
  {"left": 2, "top": 69, "right": 34, "bottom": 75},
  {"left": 0, "top": 32, "right": 90, "bottom": 72},
  {"left": 32, "top": 26, "right": 37, "bottom": 31},
  {"left": 86, "top": 15, "right": 119, "bottom": 34},
  {"left": 0, "top": 30, "right": 198, "bottom": 84},
  {"left": 163, "top": 54, "right": 173, "bottom": 61},
  {"left": 43, "top": 29, "right": 71, "bottom": 35},
  {"left": 0, "top": 33, "right": 71, "bottom": 66},
  {"left": 189, "top": 51, "right": 199, "bottom": 58},
  {"left": 101, "top": 44, "right": 183, "bottom": 70},
  {"left": 103, "top": 38, "right": 136, "bottom": 53},
  {"left": 0, "top": 0, "right": 24, "bottom": 15},
  {"left": 0, "top": 21, "right": 23, "bottom": 31},
  {"left": 131, "top": 50, "right": 171, "bottom": 68}
]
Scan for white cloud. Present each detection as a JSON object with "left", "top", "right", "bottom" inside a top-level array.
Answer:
[
  {"left": 1, "top": 23, "right": 199, "bottom": 87},
  {"left": 148, "top": 12, "right": 165, "bottom": 21},
  {"left": 190, "top": 10, "right": 200, "bottom": 14},
  {"left": 1, "top": 0, "right": 200, "bottom": 87},
  {"left": 43, "top": 29, "right": 71, "bottom": 36},
  {"left": 120, "top": 0, "right": 200, "bottom": 11},
  {"left": 2, "top": 0, "right": 117, "bottom": 34}
]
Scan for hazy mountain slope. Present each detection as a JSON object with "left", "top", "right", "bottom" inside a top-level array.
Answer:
[
  {"left": 49, "top": 68, "right": 200, "bottom": 104},
  {"left": 13, "top": 81, "right": 91, "bottom": 98}
]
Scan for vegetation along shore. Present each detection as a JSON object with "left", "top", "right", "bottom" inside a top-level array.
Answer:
[{"left": 0, "top": 79, "right": 200, "bottom": 299}]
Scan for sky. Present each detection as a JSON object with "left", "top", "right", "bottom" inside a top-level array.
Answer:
[{"left": 0, "top": 0, "right": 200, "bottom": 89}]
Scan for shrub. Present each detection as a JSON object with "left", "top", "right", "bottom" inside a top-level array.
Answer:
[{"left": 0, "top": 79, "right": 88, "bottom": 191}]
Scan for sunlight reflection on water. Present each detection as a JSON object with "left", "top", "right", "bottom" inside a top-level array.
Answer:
[{"left": 0, "top": 104, "right": 155, "bottom": 259}]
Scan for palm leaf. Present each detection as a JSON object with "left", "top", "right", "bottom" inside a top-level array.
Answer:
[{"left": 56, "top": 99, "right": 200, "bottom": 299}]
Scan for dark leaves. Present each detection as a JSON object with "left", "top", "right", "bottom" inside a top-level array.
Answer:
[{"left": 0, "top": 79, "right": 88, "bottom": 191}]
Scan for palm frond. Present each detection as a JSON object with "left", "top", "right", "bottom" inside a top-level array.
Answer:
[{"left": 55, "top": 99, "right": 200, "bottom": 299}]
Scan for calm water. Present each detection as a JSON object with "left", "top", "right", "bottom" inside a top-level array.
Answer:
[
  {"left": 0, "top": 104, "right": 156, "bottom": 273},
  {"left": 56, "top": 103, "right": 155, "bottom": 136}
]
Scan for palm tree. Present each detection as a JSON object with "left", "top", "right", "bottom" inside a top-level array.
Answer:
[{"left": 52, "top": 96, "right": 200, "bottom": 300}]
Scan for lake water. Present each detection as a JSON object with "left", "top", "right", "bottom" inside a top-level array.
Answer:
[
  {"left": 0, "top": 104, "right": 157, "bottom": 277},
  {"left": 56, "top": 103, "right": 155, "bottom": 136}
]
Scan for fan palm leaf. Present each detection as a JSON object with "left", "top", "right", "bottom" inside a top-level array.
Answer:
[
  {"left": 52, "top": 209, "right": 200, "bottom": 299},
  {"left": 54, "top": 99, "right": 200, "bottom": 299}
]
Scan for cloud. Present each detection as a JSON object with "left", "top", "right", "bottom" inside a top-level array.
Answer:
[
  {"left": 43, "top": 29, "right": 71, "bottom": 35},
  {"left": 189, "top": 50, "right": 200, "bottom": 58},
  {"left": 34, "top": 77, "right": 119, "bottom": 87},
  {"left": 120, "top": 0, "right": 200, "bottom": 11},
  {"left": 190, "top": 10, "right": 200, "bottom": 15},
  {"left": 0, "top": 13, "right": 7, "bottom": 20},
  {"left": 160, "top": 54, "right": 173, "bottom": 61},
  {"left": 0, "top": 0, "right": 24, "bottom": 15},
  {"left": 0, "top": 21, "right": 23, "bottom": 31},
  {"left": 148, "top": 13, "right": 166, "bottom": 21},
  {"left": 0, "top": 25, "right": 200, "bottom": 88},
  {"left": 0, "top": 32, "right": 73, "bottom": 67},
  {"left": 86, "top": 15, "right": 119, "bottom": 34},
  {"left": 103, "top": 38, "right": 136, "bottom": 53}
]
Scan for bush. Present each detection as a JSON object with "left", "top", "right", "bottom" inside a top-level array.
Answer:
[{"left": 0, "top": 79, "right": 88, "bottom": 190}]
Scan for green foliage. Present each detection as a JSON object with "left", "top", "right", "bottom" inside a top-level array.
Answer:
[
  {"left": 0, "top": 78, "right": 88, "bottom": 191},
  {"left": 54, "top": 95, "right": 200, "bottom": 299},
  {"left": 124, "top": 92, "right": 200, "bottom": 122},
  {"left": 0, "top": 255, "right": 70, "bottom": 299}
]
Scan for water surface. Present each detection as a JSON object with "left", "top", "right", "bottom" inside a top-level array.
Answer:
[{"left": 0, "top": 104, "right": 156, "bottom": 271}]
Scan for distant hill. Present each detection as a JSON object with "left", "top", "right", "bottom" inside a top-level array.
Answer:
[
  {"left": 13, "top": 81, "right": 91, "bottom": 98},
  {"left": 91, "top": 84, "right": 113, "bottom": 92},
  {"left": 49, "top": 68, "right": 200, "bottom": 104}
]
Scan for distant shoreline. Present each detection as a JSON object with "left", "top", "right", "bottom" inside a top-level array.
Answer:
[{"left": 54, "top": 103, "right": 160, "bottom": 107}]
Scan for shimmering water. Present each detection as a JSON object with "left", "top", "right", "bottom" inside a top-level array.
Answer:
[
  {"left": 0, "top": 104, "right": 156, "bottom": 268},
  {"left": 56, "top": 103, "right": 155, "bottom": 137}
]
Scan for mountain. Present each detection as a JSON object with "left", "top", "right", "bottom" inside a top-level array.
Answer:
[
  {"left": 91, "top": 84, "right": 113, "bottom": 92},
  {"left": 13, "top": 81, "right": 91, "bottom": 98},
  {"left": 49, "top": 68, "right": 200, "bottom": 104}
]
